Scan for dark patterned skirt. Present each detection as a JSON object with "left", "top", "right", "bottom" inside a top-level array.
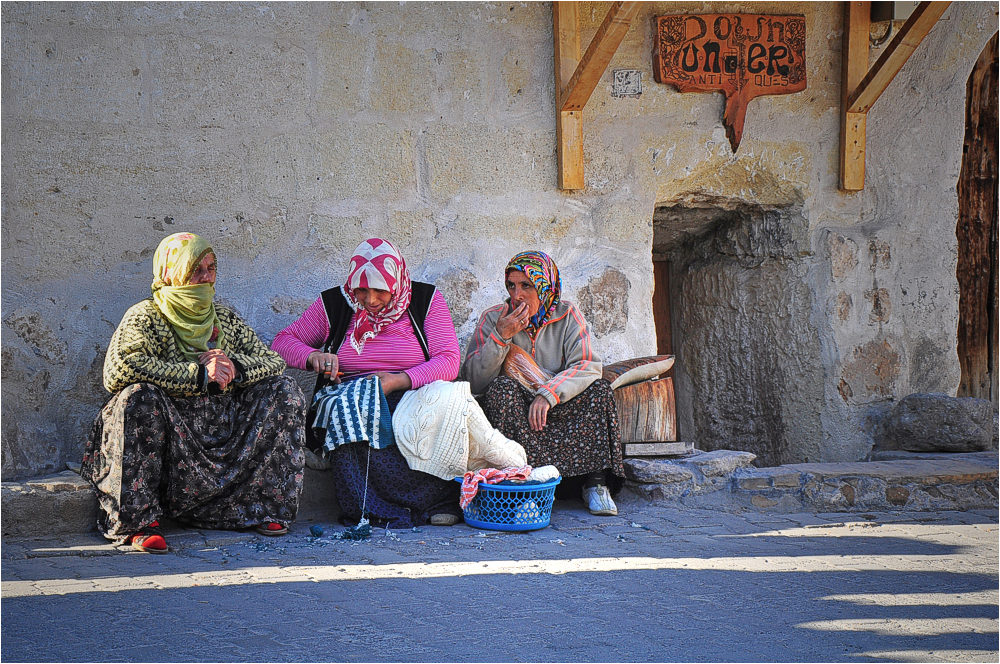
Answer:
[
  {"left": 482, "top": 376, "right": 624, "bottom": 479},
  {"left": 81, "top": 376, "right": 306, "bottom": 540},
  {"left": 330, "top": 442, "right": 462, "bottom": 529},
  {"left": 326, "top": 386, "right": 461, "bottom": 529}
]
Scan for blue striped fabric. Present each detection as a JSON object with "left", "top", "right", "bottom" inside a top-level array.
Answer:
[{"left": 311, "top": 375, "right": 395, "bottom": 451}]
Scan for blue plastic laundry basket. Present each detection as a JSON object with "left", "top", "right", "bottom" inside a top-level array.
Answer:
[{"left": 456, "top": 476, "right": 561, "bottom": 531}]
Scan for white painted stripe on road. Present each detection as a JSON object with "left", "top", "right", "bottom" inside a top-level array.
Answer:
[
  {"left": 853, "top": 649, "right": 999, "bottom": 662},
  {"left": 0, "top": 553, "right": 988, "bottom": 598},
  {"left": 796, "top": 618, "right": 999, "bottom": 636},
  {"left": 817, "top": 591, "right": 998, "bottom": 606}
]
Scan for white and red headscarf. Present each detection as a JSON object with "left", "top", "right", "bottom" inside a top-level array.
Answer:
[{"left": 341, "top": 238, "right": 412, "bottom": 355}]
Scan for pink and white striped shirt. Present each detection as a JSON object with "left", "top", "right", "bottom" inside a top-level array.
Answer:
[{"left": 271, "top": 290, "right": 460, "bottom": 389}]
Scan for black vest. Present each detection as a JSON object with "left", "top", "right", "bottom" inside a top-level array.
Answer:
[{"left": 310, "top": 282, "right": 437, "bottom": 396}]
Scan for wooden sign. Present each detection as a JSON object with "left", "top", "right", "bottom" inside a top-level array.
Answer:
[{"left": 653, "top": 14, "right": 807, "bottom": 151}]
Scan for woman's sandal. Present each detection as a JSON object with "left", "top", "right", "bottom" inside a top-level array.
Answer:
[
  {"left": 129, "top": 521, "right": 169, "bottom": 554},
  {"left": 255, "top": 522, "right": 289, "bottom": 536},
  {"left": 430, "top": 514, "right": 460, "bottom": 526}
]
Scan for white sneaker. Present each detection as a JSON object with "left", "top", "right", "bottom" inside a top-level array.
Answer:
[{"left": 583, "top": 485, "right": 618, "bottom": 516}]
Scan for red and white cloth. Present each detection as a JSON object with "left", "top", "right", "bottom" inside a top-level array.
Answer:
[
  {"left": 343, "top": 238, "right": 412, "bottom": 355},
  {"left": 460, "top": 466, "right": 532, "bottom": 509}
]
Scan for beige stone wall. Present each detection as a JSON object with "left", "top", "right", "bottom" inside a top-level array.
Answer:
[{"left": 2, "top": 2, "right": 996, "bottom": 478}]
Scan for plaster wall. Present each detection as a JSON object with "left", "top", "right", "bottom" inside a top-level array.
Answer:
[{"left": 2, "top": 2, "right": 995, "bottom": 479}]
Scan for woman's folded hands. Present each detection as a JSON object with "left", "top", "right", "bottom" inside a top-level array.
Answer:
[{"left": 198, "top": 349, "right": 237, "bottom": 390}]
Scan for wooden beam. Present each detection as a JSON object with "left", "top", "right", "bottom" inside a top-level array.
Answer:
[
  {"left": 554, "top": 1, "right": 584, "bottom": 190},
  {"left": 840, "top": 1, "right": 870, "bottom": 191},
  {"left": 847, "top": 1, "right": 952, "bottom": 113},
  {"left": 554, "top": 1, "right": 641, "bottom": 190},
  {"left": 560, "top": 1, "right": 642, "bottom": 112}
]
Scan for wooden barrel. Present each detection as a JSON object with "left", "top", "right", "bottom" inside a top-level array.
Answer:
[{"left": 613, "top": 377, "right": 676, "bottom": 443}]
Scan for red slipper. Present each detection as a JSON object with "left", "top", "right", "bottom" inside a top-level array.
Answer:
[
  {"left": 129, "top": 521, "right": 168, "bottom": 554},
  {"left": 255, "top": 522, "right": 288, "bottom": 536}
]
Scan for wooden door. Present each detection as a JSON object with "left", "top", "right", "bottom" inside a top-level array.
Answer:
[{"left": 957, "top": 33, "right": 998, "bottom": 408}]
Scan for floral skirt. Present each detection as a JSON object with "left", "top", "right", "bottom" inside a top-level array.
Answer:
[
  {"left": 81, "top": 376, "right": 306, "bottom": 540},
  {"left": 482, "top": 376, "right": 624, "bottom": 479}
]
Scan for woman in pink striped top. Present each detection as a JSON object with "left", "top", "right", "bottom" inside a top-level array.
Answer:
[{"left": 271, "top": 239, "right": 463, "bottom": 528}]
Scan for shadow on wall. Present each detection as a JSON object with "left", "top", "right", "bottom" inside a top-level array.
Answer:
[{"left": 654, "top": 196, "right": 822, "bottom": 467}]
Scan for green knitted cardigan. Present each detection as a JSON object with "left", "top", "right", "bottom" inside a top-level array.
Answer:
[{"left": 103, "top": 298, "right": 286, "bottom": 398}]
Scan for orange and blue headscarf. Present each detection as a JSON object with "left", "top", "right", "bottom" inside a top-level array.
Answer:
[{"left": 505, "top": 250, "right": 561, "bottom": 338}]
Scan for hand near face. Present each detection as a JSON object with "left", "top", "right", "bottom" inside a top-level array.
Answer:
[
  {"left": 198, "top": 349, "right": 237, "bottom": 390},
  {"left": 496, "top": 302, "right": 531, "bottom": 340},
  {"left": 498, "top": 270, "right": 541, "bottom": 339}
]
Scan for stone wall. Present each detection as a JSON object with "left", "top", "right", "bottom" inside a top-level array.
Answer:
[{"left": 2, "top": 2, "right": 996, "bottom": 479}]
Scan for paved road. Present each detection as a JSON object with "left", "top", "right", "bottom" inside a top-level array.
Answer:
[{"left": 2, "top": 495, "right": 997, "bottom": 662}]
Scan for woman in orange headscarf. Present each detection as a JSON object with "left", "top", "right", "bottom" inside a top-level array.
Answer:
[{"left": 462, "top": 251, "right": 623, "bottom": 516}]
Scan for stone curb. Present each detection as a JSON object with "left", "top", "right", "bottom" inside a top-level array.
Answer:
[
  {"left": 4, "top": 450, "right": 997, "bottom": 538},
  {"left": 1, "top": 468, "right": 339, "bottom": 539},
  {"left": 623, "top": 450, "right": 999, "bottom": 513}
]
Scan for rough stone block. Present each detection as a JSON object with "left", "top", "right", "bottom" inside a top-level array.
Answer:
[
  {"left": 2, "top": 472, "right": 98, "bottom": 538},
  {"left": 575, "top": 268, "right": 630, "bottom": 338},
  {"left": 623, "top": 458, "right": 694, "bottom": 484},
  {"left": 771, "top": 471, "right": 802, "bottom": 487},
  {"left": 316, "top": 29, "right": 369, "bottom": 117},
  {"left": 686, "top": 450, "right": 757, "bottom": 477},
  {"left": 737, "top": 476, "right": 771, "bottom": 491},
  {"left": 370, "top": 38, "right": 434, "bottom": 114},
  {"left": 885, "top": 486, "right": 910, "bottom": 506},
  {"left": 155, "top": 36, "right": 311, "bottom": 129},
  {"left": 840, "top": 483, "right": 856, "bottom": 506},
  {"left": 881, "top": 393, "right": 996, "bottom": 453},
  {"left": 424, "top": 124, "right": 554, "bottom": 198},
  {"left": 751, "top": 496, "right": 779, "bottom": 509},
  {"left": 311, "top": 125, "right": 417, "bottom": 199},
  {"left": 624, "top": 479, "right": 693, "bottom": 501}
]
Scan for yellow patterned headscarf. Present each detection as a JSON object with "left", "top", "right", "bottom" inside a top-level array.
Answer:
[{"left": 151, "top": 233, "right": 224, "bottom": 361}]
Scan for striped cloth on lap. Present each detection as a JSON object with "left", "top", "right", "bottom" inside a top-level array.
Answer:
[{"left": 312, "top": 376, "right": 395, "bottom": 451}]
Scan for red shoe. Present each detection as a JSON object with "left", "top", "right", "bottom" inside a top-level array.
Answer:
[
  {"left": 129, "top": 521, "right": 168, "bottom": 554},
  {"left": 255, "top": 522, "right": 288, "bottom": 536}
]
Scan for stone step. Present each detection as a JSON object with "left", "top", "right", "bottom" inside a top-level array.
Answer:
[
  {"left": 624, "top": 441, "right": 695, "bottom": 457},
  {"left": 624, "top": 450, "right": 999, "bottom": 513},
  {"left": 1, "top": 468, "right": 341, "bottom": 539},
  {"left": 4, "top": 450, "right": 996, "bottom": 538}
]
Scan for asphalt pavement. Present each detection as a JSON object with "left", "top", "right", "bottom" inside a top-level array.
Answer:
[{"left": 2, "top": 493, "right": 997, "bottom": 663}]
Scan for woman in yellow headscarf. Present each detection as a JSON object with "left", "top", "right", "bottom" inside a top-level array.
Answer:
[{"left": 81, "top": 233, "right": 306, "bottom": 553}]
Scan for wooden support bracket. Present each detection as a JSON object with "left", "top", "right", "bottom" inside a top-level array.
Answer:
[
  {"left": 554, "top": 1, "right": 642, "bottom": 191},
  {"left": 840, "top": 1, "right": 951, "bottom": 191},
  {"left": 840, "top": 2, "right": 871, "bottom": 191}
]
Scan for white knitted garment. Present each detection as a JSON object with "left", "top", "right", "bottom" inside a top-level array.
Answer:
[{"left": 393, "top": 381, "right": 525, "bottom": 480}]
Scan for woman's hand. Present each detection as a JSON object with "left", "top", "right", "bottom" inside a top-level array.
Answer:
[
  {"left": 198, "top": 349, "right": 237, "bottom": 390},
  {"left": 529, "top": 394, "right": 550, "bottom": 431},
  {"left": 374, "top": 371, "right": 412, "bottom": 394},
  {"left": 307, "top": 351, "right": 339, "bottom": 382},
  {"left": 496, "top": 301, "right": 531, "bottom": 340}
]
